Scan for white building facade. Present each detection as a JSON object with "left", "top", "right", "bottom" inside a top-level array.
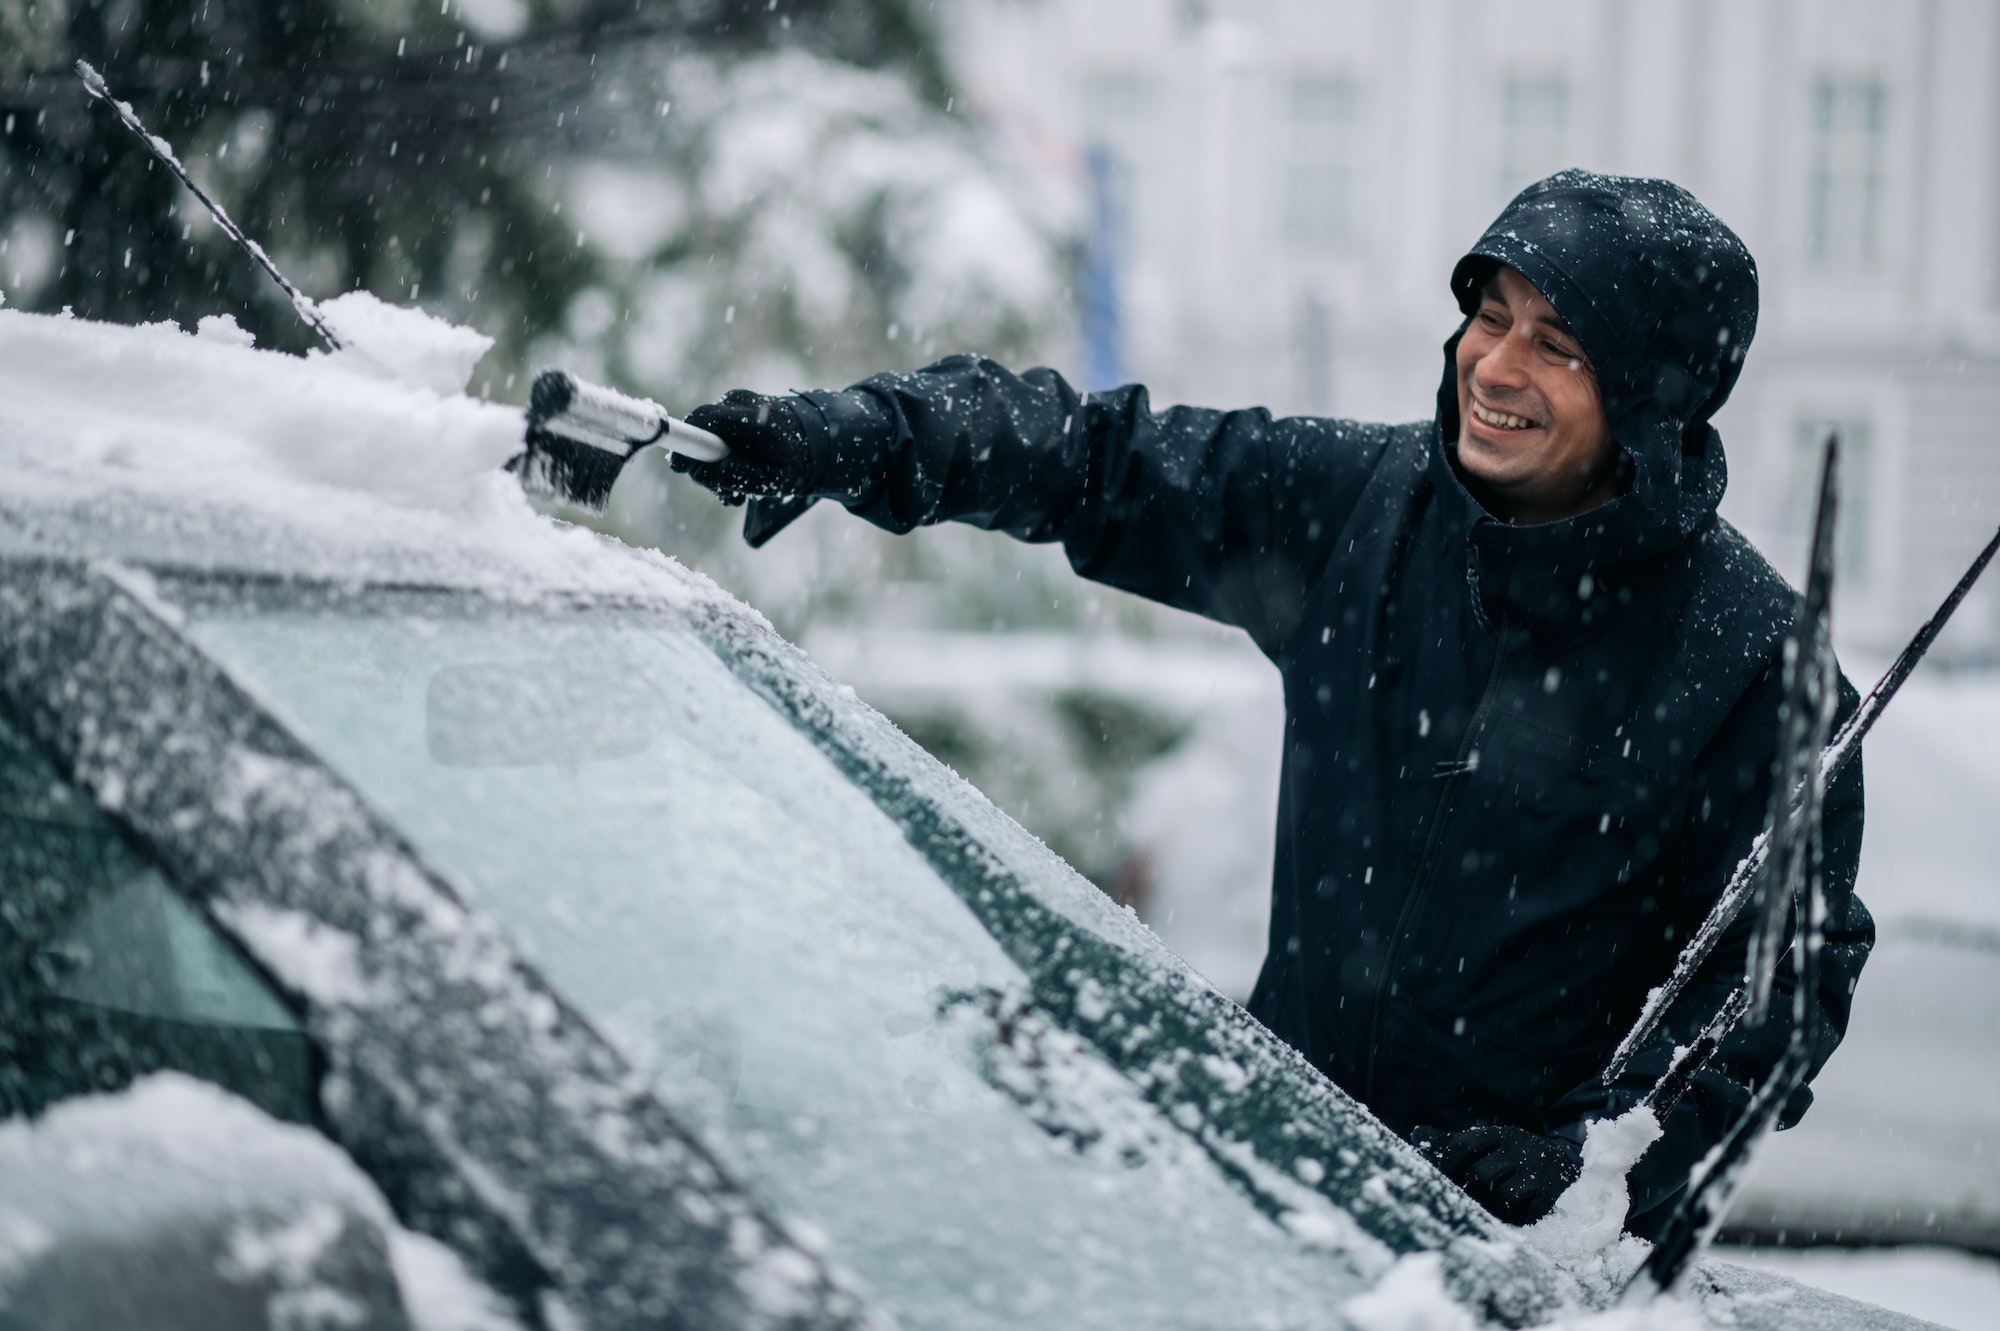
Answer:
[{"left": 942, "top": 0, "right": 2000, "bottom": 655}]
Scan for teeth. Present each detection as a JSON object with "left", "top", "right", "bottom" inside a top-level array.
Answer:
[{"left": 1472, "top": 401, "right": 1536, "bottom": 429}]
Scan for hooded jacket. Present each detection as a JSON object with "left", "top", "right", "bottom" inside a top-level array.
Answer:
[{"left": 776, "top": 171, "right": 1870, "bottom": 1230}]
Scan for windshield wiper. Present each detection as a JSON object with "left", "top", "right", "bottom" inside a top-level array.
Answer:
[
  {"left": 1604, "top": 510, "right": 2000, "bottom": 1091},
  {"left": 1622, "top": 436, "right": 1839, "bottom": 1300}
]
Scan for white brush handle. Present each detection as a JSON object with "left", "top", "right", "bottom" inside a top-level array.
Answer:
[
  {"left": 530, "top": 370, "right": 730, "bottom": 462},
  {"left": 660, "top": 414, "right": 729, "bottom": 462}
]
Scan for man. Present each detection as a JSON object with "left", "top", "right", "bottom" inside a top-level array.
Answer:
[{"left": 672, "top": 171, "right": 1871, "bottom": 1234}]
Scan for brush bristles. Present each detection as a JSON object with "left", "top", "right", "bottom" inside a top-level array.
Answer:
[{"left": 512, "top": 430, "right": 629, "bottom": 515}]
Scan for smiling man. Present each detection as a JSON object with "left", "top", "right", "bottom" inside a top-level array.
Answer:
[{"left": 672, "top": 171, "right": 1871, "bottom": 1235}]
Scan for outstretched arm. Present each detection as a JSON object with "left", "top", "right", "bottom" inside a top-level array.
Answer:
[{"left": 686, "top": 356, "right": 1394, "bottom": 653}]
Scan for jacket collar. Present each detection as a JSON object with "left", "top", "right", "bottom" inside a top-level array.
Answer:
[{"left": 1424, "top": 424, "right": 1648, "bottom": 637}]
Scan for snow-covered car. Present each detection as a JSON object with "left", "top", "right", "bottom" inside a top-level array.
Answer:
[{"left": 0, "top": 306, "right": 1936, "bottom": 1330}]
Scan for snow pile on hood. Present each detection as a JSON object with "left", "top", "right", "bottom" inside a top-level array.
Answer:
[
  {"left": 1335, "top": 1105, "right": 1855, "bottom": 1330},
  {"left": 0, "top": 303, "right": 722, "bottom": 601},
  {"left": 1336, "top": 1248, "right": 1710, "bottom": 1331},
  {"left": 1340, "top": 1252, "right": 1481, "bottom": 1331},
  {"left": 1526, "top": 1107, "right": 1664, "bottom": 1293},
  {"left": 1539, "top": 1111, "right": 1665, "bottom": 1252},
  {"left": 314, "top": 290, "right": 498, "bottom": 396}
]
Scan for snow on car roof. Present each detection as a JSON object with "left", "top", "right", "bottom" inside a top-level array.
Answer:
[{"left": 0, "top": 298, "right": 723, "bottom": 608}]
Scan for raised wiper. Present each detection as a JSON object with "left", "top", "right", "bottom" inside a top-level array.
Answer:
[
  {"left": 1623, "top": 435, "right": 1837, "bottom": 1300},
  {"left": 75, "top": 60, "right": 345, "bottom": 352},
  {"left": 1603, "top": 511, "right": 2000, "bottom": 1086}
]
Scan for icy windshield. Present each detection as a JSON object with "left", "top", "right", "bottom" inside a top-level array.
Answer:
[{"left": 181, "top": 590, "right": 1369, "bottom": 1330}]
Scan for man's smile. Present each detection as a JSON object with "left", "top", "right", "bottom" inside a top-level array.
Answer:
[{"left": 1468, "top": 399, "right": 1542, "bottom": 432}]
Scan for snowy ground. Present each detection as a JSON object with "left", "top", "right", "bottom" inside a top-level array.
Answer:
[{"left": 1715, "top": 1245, "right": 2000, "bottom": 1331}]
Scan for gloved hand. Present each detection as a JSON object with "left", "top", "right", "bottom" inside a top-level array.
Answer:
[
  {"left": 673, "top": 390, "right": 813, "bottom": 505},
  {"left": 1411, "top": 1124, "right": 1581, "bottom": 1226}
]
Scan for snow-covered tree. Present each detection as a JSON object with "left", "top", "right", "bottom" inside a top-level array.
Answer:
[
  {"left": 549, "top": 45, "right": 1069, "bottom": 402},
  {"left": 0, "top": 0, "right": 1068, "bottom": 384}
]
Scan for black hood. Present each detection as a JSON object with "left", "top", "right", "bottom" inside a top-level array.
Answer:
[{"left": 1434, "top": 171, "right": 1758, "bottom": 579}]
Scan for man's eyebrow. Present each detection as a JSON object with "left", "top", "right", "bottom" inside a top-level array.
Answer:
[
  {"left": 1478, "top": 279, "right": 1585, "bottom": 345},
  {"left": 1529, "top": 310, "right": 1581, "bottom": 342}
]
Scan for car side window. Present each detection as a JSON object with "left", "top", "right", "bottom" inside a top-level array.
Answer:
[{"left": 0, "top": 713, "right": 315, "bottom": 1123}]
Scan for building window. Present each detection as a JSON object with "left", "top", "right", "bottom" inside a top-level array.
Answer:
[
  {"left": 1284, "top": 74, "right": 1360, "bottom": 254},
  {"left": 1805, "top": 77, "right": 1889, "bottom": 270},
  {"left": 1784, "top": 414, "right": 1875, "bottom": 589},
  {"left": 1497, "top": 75, "right": 1571, "bottom": 205}
]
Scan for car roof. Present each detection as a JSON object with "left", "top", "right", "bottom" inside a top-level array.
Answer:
[{"left": 0, "top": 306, "right": 711, "bottom": 608}]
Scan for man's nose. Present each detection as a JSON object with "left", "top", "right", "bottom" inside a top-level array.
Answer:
[{"left": 1473, "top": 330, "right": 1534, "bottom": 393}]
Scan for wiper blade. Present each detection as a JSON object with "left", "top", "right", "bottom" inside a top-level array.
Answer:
[
  {"left": 1742, "top": 436, "right": 1840, "bottom": 1024},
  {"left": 74, "top": 60, "right": 345, "bottom": 353},
  {"left": 1623, "top": 436, "right": 1839, "bottom": 1299},
  {"left": 1602, "top": 509, "right": 2000, "bottom": 1085},
  {"left": 1637, "top": 984, "right": 1749, "bottom": 1123}
]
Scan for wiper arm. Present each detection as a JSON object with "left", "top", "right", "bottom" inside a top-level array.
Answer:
[
  {"left": 1603, "top": 509, "right": 2000, "bottom": 1086},
  {"left": 1622, "top": 435, "right": 1840, "bottom": 1300}
]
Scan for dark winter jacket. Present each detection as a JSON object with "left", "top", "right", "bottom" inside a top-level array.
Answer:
[{"left": 774, "top": 171, "right": 1870, "bottom": 1230}]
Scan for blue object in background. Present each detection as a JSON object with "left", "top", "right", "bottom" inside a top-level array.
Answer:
[{"left": 1081, "top": 144, "right": 1126, "bottom": 392}]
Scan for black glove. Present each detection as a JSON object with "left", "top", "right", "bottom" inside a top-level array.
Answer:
[
  {"left": 674, "top": 390, "right": 813, "bottom": 505},
  {"left": 1411, "top": 1124, "right": 1581, "bottom": 1226}
]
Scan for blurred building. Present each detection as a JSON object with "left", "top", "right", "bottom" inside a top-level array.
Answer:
[{"left": 942, "top": 0, "right": 2000, "bottom": 656}]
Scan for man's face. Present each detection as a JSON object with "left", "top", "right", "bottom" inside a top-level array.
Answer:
[{"left": 1454, "top": 265, "right": 1619, "bottom": 524}]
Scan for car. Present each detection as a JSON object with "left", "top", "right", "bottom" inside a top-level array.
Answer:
[{"left": 0, "top": 304, "right": 1936, "bottom": 1330}]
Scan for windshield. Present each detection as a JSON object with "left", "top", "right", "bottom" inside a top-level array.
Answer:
[{"left": 182, "top": 588, "right": 1368, "bottom": 1330}]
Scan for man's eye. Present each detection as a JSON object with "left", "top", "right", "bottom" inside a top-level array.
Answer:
[{"left": 1478, "top": 310, "right": 1507, "bottom": 329}]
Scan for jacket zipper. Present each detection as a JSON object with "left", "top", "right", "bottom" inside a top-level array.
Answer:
[{"left": 1361, "top": 620, "right": 1509, "bottom": 1105}]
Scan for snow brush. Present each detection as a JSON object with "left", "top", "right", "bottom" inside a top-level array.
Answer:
[
  {"left": 74, "top": 60, "right": 346, "bottom": 352},
  {"left": 511, "top": 369, "right": 728, "bottom": 514}
]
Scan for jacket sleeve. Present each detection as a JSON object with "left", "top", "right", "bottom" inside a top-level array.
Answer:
[
  {"left": 790, "top": 356, "right": 1392, "bottom": 655},
  {"left": 1558, "top": 660, "right": 1872, "bottom": 1235}
]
